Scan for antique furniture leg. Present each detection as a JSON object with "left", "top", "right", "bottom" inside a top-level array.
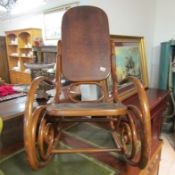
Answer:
[{"left": 24, "top": 77, "right": 60, "bottom": 169}]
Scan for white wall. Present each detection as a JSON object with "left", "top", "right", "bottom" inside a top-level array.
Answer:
[
  {"left": 81, "top": 0, "right": 156, "bottom": 86},
  {"left": 0, "top": 13, "right": 44, "bottom": 34},
  {"left": 0, "top": 0, "right": 157, "bottom": 86},
  {"left": 0, "top": 0, "right": 77, "bottom": 45},
  {"left": 151, "top": 0, "right": 175, "bottom": 87}
]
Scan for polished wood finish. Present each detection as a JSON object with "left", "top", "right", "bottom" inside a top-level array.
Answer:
[
  {"left": 10, "top": 70, "right": 31, "bottom": 84},
  {"left": 0, "top": 88, "right": 168, "bottom": 153},
  {"left": 47, "top": 102, "right": 127, "bottom": 116},
  {"left": 0, "top": 88, "right": 168, "bottom": 175},
  {"left": 0, "top": 36, "right": 9, "bottom": 83},
  {"left": 124, "top": 88, "right": 170, "bottom": 143},
  {"left": 51, "top": 147, "right": 121, "bottom": 154},
  {"left": 62, "top": 6, "right": 111, "bottom": 81},
  {"left": 140, "top": 141, "right": 162, "bottom": 175},
  {"left": 24, "top": 6, "right": 152, "bottom": 170}
]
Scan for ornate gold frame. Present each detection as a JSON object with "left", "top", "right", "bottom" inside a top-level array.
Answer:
[{"left": 110, "top": 35, "right": 149, "bottom": 101}]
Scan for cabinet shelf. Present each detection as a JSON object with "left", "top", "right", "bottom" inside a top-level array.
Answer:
[
  {"left": 8, "top": 44, "right": 18, "bottom": 46},
  {"left": 20, "top": 56, "right": 33, "bottom": 59},
  {"left": 19, "top": 47, "right": 32, "bottom": 49},
  {"left": 10, "top": 69, "right": 21, "bottom": 73},
  {"left": 9, "top": 55, "right": 19, "bottom": 57},
  {"left": 10, "top": 69, "right": 31, "bottom": 74},
  {"left": 6, "top": 28, "right": 42, "bottom": 84}
]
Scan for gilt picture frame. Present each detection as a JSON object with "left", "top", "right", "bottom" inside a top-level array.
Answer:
[{"left": 109, "top": 35, "right": 149, "bottom": 100}]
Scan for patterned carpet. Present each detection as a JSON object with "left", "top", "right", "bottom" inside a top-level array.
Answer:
[
  {"left": 64, "top": 123, "right": 127, "bottom": 160},
  {"left": 0, "top": 146, "right": 116, "bottom": 175},
  {"left": 0, "top": 122, "right": 138, "bottom": 175},
  {"left": 0, "top": 123, "right": 140, "bottom": 175}
]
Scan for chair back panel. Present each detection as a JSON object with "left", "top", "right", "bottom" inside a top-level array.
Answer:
[{"left": 61, "top": 6, "right": 111, "bottom": 81}]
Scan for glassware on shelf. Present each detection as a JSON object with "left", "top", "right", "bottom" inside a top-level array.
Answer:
[
  {"left": 24, "top": 43, "right": 32, "bottom": 48},
  {"left": 10, "top": 38, "right": 18, "bottom": 45},
  {"left": 10, "top": 53, "right": 18, "bottom": 57}
]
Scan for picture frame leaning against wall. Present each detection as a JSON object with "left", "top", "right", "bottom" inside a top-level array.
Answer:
[{"left": 108, "top": 35, "right": 149, "bottom": 101}]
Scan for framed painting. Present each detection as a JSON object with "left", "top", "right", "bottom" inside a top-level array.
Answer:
[{"left": 109, "top": 35, "right": 149, "bottom": 100}]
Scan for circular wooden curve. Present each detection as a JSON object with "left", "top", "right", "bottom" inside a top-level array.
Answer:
[
  {"left": 111, "top": 105, "right": 149, "bottom": 168},
  {"left": 25, "top": 106, "right": 51, "bottom": 169},
  {"left": 67, "top": 82, "right": 106, "bottom": 102},
  {"left": 111, "top": 77, "right": 151, "bottom": 169},
  {"left": 120, "top": 111, "right": 137, "bottom": 160},
  {"left": 25, "top": 105, "right": 60, "bottom": 169},
  {"left": 116, "top": 108, "right": 144, "bottom": 167},
  {"left": 24, "top": 76, "right": 58, "bottom": 169},
  {"left": 126, "top": 76, "right": 151, "bottom": 168},
  {"left": 38, "top": 112, "right": 55, "bottom": 161},
  {"left": 24, "top": 75, "right": 151, "bottom": 170}
]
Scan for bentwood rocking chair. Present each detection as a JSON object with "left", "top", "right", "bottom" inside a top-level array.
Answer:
[{"left": 24, "top": 6, "right": 151, "bottom": 170}]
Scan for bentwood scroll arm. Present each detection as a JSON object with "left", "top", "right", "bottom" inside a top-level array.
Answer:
[
  {"left": 24, "top": 76, "right": 54, "bottom": 169},
  {"left": 25, "top": 76, "right": 54, "bottom": 115},
  {"left": 127, "top": 76, "right": 151, "bottom": 168}
]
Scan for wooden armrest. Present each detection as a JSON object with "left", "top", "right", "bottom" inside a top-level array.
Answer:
[{"left": 127, "top": 76, "right": 152, "bottom": 168}]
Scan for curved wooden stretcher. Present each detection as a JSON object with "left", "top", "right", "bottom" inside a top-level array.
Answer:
[{"left": 24, "top": 6, "right": 151, "bottom": 170}]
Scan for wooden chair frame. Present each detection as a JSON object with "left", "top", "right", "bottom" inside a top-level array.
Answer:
[{"left": 24, "top": 6, "right": 151, "bottom": 170}]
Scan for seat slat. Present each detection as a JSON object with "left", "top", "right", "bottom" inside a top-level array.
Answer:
[{"left": 47, "top": 102, "right": 127, "bottom": 116}]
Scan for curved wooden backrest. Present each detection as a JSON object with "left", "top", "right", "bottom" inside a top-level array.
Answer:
[{"left": 61, "top": 6, "right": 111, "bottom": 81}]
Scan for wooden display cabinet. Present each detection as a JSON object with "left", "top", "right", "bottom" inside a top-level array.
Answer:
[
  {"left": 0, "top": 36, "right": 9, "bottom": 83},
  {"left": 5, "top": 28, "right": 42, "bottom": 84}
]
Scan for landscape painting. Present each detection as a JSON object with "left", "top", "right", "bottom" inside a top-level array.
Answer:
[
  {"left": 109, "top": 35, "right": 148, "bottom": 100},
  {"left": 115, "top": 45, "right": 142, "bottom": 87}
]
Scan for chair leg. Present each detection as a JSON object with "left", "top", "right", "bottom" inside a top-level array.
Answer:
[
  {"left": 110, "top": 113, "right": 139, "bottom": 164},
  {"left": 110, "top": 106, "right": 148, "bottom": 169},
  {"left": 24, "top": 76, "right": 57, "bottom": 169},
  {"left": 24, "top": 105, "right": 60, "bottom": 169},
  {"left": 127, "top": 76, "right": 152, "bottom": 169},
  {"left": 110, "top": 91, "right": 151, "bottom": 169},
  {"left": 127, "top": 105, "right": 151, "bottom": 168},
  {"left": 109, "top": 76, "right": 151, "bottom": 169}
]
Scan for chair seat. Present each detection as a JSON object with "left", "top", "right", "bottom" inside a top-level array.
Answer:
[{"left": 47, "top": 102, "right": 127, "bottom": 117}]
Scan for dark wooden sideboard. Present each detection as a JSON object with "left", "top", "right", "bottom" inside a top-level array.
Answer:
[
  {"left": 0, "top": 88, "right": 169, "bottom": 175},
  {"left": 123, "top": 88, "right": 169, "bottom": 144}
]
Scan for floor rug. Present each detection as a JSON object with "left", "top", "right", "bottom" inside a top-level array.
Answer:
[
  {"left": 0, "top": 123, "right": 119, "bottom": 175},
  {"left": 64, "top": 122, "right": 137, "bottom": 160}
]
